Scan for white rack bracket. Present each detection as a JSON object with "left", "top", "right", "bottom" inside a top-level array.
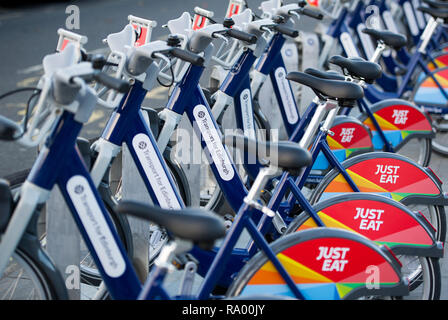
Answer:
[{"left": 46, "top": 187, "right": 80, "bottom": 300}]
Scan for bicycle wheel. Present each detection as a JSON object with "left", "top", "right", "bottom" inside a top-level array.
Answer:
[
  {"left": 227, "top": 228, "right": 409, "bottom": 299},
  {"left": 394, "top": 137, "right": 432, "bottom": 167},
  {"left": 431, "top": 114, "right": 448, "bottom": 156},
  {"left": 308, "top": 164, "right": 447, "bottom": 243},
  {"left": 286, "top": 214, "right": 441, "bottom": 300},
  {"left": 0, "top": 244, "right": 67, "bottom": 300}
]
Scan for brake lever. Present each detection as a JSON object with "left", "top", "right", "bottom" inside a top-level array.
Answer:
[
  {"left": 289, "top": 10, "right": 301, "bottom": 20},
  {"left": 260, "top": 25, "right": 275, "bottom": 37},
  {"left": 71, "top": 77, "right": 86, "bottom": 91},
  {"left": 212, "top": 32, "right": 229, "bottom": 44},
  {"left": 153, "top": 52, "right": 172, "bottom": 68}
]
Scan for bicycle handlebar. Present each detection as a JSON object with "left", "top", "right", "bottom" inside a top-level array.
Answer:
[
  {"left": 170, "top": 47, "right": 205, "bottom": 66},
  {"left": 275, "top": 3, "right": 324, "bottom": 21},
  {"left": 273, "top": 24, "right": 299, "bottom": 38},
  {"left": 92, "top": 71, "right": 130, "bottom": 93},
  {"left": 225, "top": 29, "right": 258, "bottom": 44},
  {"left": 290, "top": 7, "right": 324, "bottom": 20}
]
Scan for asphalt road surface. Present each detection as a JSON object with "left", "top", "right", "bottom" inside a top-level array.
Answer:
[
  {"left": 0, "top": 0, "right": 230, "bottom": 177},
  {"left": 1, "top": 0, "right": 448, "bottom": 299}
]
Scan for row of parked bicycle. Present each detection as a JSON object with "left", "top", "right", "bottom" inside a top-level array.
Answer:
[{"left": 1, "top": 0, "right": 448, "bottom": 300}]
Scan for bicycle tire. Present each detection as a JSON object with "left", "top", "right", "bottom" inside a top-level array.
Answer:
[
  {"left": 308, "top": 165, "right": 447, "bottom": 243},
  {"left": 394, "top": 137, "right": 432, "bottom": 167},
  {"left": 431, "top": 117, "right": 448, "bottom": 156},
  {"left": 285, "top": 213, "right": 441, "bottom": 300},
  {"left": 1, "top": 209, "right": 69, "bottom": 300},
  {"left": 0, "top": 249, "right": 64, "bottom": 300},
  {"left": 227, "top": 228, "right": 409, "bottom": 299}
]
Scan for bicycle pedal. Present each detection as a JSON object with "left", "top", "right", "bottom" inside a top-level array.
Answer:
[
  {"left": 260, "top": 189, "right": 272, "bottom": 205},
  {"left": 289, "top": 202, "right": 304, "bottom": 217},
  {"left": 172, "top": 253, "right": 198, "bottom": 270}
]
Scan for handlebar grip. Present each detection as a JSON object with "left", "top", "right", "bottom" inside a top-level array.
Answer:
[
  {"left": 170, "top": 47, "right": 205, "bottom": 66},
  {"left": 93, "top": 72, "right": 130, "bottom": 93},
  {"left": 300, "top": 8, "right": 324, "bottom": 20},
  {"left": 226, "top": 29, "right": 258, "bottom": 44},
  {"left": 274, "top": 25, "right": 299, "bottom": 38}
]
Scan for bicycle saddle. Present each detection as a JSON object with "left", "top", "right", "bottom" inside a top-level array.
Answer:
[
  {"left": 304, "top": 68, "right": 346, "bottom": 81},
  {"left": 286, "top": 71, "right": 364, "bottom": 103},
  {"left": 115, "top": 202, "right": 226, "bottom": 249},
  {"left": 327, "top": 55, "right": 382, "bottom": 84},
  {"left": 223, "top": 133, "right": 312, "bottom": 175},
  {"left": 0, "top": 115, "right": 21, "bottom": 141},
  {"left": 418, "top": 6, "right": 448, "bottom": 21},
  {"left": 0, "top": 179, "right": 12, "bottom": 233},
  {"left": 362, "top": 28, "right": 407, "bottom": 50},
  {"left": 423, "top": 0, "right": 448, "bottom": 8}
]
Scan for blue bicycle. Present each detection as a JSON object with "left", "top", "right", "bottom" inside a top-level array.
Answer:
[{"left": 0, "top": 42, "right": 413, "bottom": 300}]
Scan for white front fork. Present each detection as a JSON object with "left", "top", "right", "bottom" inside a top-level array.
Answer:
[
  {"left": 90, "top": 138, "right": 122, "bottom": 188},
  {"left": 250, "top": 70, "right": 267, "bottom": 97},
  {"left": 157, "top": 109, "right": 183, "bottom": 154},
  {"left": 0, "top": 181, "right": 50, "bottom": 275},
  {"left": 211, "top": 90, "right": 233, "bottom": 120}
]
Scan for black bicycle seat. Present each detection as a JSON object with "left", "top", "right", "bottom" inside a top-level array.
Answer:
[
  {"left": 362, "top": 28, "right": 407, "bottom": 49},
  {"left": 223, "top": 134, "right": 312, "bottom": 176},
  {"left": 0, "top": 115, "right": 21, "bottom": 141},
  {"left": 418, "top": 6, "right": 448, "bottom": 21},
  {"left": 423, "top": 0, "right": 448, "bottom": 9},
  {"left": 286, "top": 71, "right": 364, "bottom": 103},
  {"left": 304, "top": 68, "right": 346, "bottom": 81},
  {"left": 115, "top": 202, "right": 226, "bottom": 249},
  {"left": 328, "top": 55, "right": 382, "bottom": 83}
]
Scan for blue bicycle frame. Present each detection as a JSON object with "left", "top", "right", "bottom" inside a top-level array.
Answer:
[
  {"left": 219, "top": 47, "right": 264, "bottom": 180},
  {"left": 255, "top": 33, "right": 301, "bottom": 136},
  {"left": 212, "top": 29, "right": 365, "bottom": 182},
  {"left": 150, "top": 50, "right": 332, "bottom": 289},
  {"left": 101, "top": 80, "right": 185, "bottom": 210},
  {"left": 346, "top": 0, "right": 399, "bottom": 91},
  {"left": 27, "top": 110, "right": 143, "bottom": 300},
  {"left": 139, "top": 200, "right": 316, "bottom": 300},
  {"left": 26, "top": 89, "right": 323, "bottom": 300},
  {"left": 326, "top": 6, "right": 448, "bottom": 114},
  {"left": 163, "top": 63, "right": 250, "bottom": 213},
  {"left": 359, "top": 0, "right": 447, "bottom": 85}
]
